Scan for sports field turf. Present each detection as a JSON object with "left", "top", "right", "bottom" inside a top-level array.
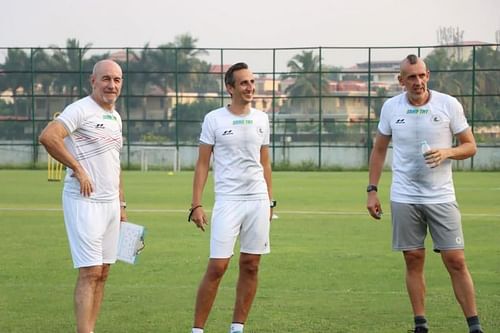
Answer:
[{"left": 0, "top": 170, "right": 498, "bottom": 332}]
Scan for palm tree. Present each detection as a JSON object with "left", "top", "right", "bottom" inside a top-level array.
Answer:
[
  {"left": 425, "top": 48, "right": 452, "bottom": 93},
  {"left": 474, "top": 46, "right": 500, "bottom": 95},
  {"left": 472, "top": 46, "right": 500, "bottom": 121},
  {"left": 127, "top": 43, "right": 155, "bottom": 119},
  {"left": 425, "top": 48, "right": 472, "bottom": 113},
  {"left": 171, "top": 33, "right": 209, "bottom": 92},
  {"left": 51, "top": 38, "right": 92, "bottom": 97},
  {"left": 31, "top": 47, "right": 57, "bottom": 119},
  {"left": 0, "top": 48, "right": 31, "bottom": 94},
  {"left": 281, "top": 50, "right": 329, "bottom": 116},
  {"left": 0, "top": 48, "right": 32, "bottom": 117},
  {"left": 426, "top": 46, "right": 500, "bottom": 121}
]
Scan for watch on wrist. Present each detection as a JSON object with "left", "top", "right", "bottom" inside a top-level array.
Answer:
[
  {"left": 366, "top": 185, "right": 378, "bottom": 193},
  {"left": 120, "top": 201, "right": 127, "bottom": 208},
  {"left": 270, "top": 200, "right": 277, "bottom": 208}
]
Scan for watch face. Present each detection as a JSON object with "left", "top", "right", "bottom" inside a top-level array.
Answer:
[{"left": 366, "top": 185, "right": 377, "bottom": 192}]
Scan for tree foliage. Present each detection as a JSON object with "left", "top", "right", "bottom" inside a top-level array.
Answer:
[{"left": 425, "top": 45, "right": 500, "bottom": 121}]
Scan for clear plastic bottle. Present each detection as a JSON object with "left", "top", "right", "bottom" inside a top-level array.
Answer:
[{"left": 421, "top": 140, "right": 434, "bottom": 168}]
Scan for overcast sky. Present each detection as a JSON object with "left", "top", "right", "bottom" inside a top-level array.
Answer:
[{"left": 1, "top": 0, "right": 498, "bottom": 68}]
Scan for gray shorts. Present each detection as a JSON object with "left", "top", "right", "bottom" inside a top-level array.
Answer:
[{"left": 391, "top": 201, "right": 464, "bottom": 252}]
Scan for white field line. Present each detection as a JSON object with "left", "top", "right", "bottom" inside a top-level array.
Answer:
[{"left": 1, "top": 207, "right": 499, "bottom": 217}]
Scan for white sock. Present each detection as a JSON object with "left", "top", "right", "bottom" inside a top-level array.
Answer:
[
  {"left": 192, "top": 328, "right": 203, "bottom": 333},
  {"left": 230, "top": 322, "right": 244, "bottom": 333}
]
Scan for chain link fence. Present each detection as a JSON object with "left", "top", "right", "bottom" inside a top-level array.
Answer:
[{"left": 0, "top": 44, "right": 498, "bottom": 170}]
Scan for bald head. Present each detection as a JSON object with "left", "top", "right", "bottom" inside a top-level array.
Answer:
[
  {"left": 90, "top": 59, "right": 123, "bottom": 110},
  {"left": 92, "top": 59, "right": 122, "bottom": 76}
]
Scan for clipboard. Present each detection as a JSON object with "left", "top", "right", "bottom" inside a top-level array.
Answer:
[{"left": 117, "top": 221, "right": 146, "bottom": 264}]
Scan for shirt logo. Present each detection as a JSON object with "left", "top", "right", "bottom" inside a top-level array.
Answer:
[
  {"left": 432, "top": 115, "right": 442, "bottom": 123},
  {"left": 96, "top": 123, "right": 105, "bottom": 129},
  {"left": 406, "top": 108, "right": 429, "bottom": 115},
  {"left": 222, "top": 130, "right": 234, "bottom": 136},
  {"left": 103, "top": 114, "right": 117, "bottom": 121},
  {"left": 395, "top": 118, "right": 406, "bottom": 124},
  {"left": 233, "top": 119, "right": 254, "bottom": 125}
]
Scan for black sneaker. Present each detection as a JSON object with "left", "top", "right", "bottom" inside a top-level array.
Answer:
[
  {"left": 408, "top": 327, "right": 428, "bottom": 333},
  {"left": 470, "top": 330, "right": 484, "bottom": 333}
]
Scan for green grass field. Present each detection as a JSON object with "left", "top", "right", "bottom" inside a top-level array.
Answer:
[{"left": 0, "top": 170, "right": 499, "bottom": 333}]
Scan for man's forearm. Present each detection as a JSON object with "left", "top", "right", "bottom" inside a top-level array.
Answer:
[{"left": 192, "top": 163, "right": 209, "bottom": 206}]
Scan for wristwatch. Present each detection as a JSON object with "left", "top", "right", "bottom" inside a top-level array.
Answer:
[
  {"left": 366, "top": 185, "right": 378, "bottom": 193},
  {"left": 120, "top": 201, "right": 127, "bottom": 208},
  {"left": 270, "top": 200, "right": 277, "bottom": 208}
]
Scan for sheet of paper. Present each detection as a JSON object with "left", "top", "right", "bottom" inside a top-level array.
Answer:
[{"left": 117, "top": 221, "right": 145, "bottom": 264}]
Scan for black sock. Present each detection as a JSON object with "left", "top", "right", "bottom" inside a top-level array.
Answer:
[
  {"left": 415, "top": 315, "right": 428, "bottom": 329},
  {"left": 466, "top": 315, "right": 482, "bottom": 332}
]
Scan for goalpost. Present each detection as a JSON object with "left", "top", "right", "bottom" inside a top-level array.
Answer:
[{"left": 139, "top": 146, "right": 179, "bottom": 172}]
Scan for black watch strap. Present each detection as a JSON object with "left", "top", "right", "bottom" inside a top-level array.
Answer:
[{"left": 366, "top": 185, "right": 378, "bottom": 193}]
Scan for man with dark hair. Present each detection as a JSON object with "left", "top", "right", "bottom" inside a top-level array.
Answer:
[
  {"left": 366, "top": 54, "right": 483, "bottom": 333},
  {"left": 224, "top": 62, "right": 249, "bottom": 87},
  {"left": 189, "top": 62, "right": 274, "bottom": 333}
]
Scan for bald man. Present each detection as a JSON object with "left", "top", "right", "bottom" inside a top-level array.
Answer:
[
  {"left": 40, "top": 59, "right": 127, "bottom": 333},
  {"left": 366, "top": 54, "right": 483, "bottom": 333}
]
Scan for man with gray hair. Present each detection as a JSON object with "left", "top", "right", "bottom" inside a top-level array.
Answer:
[
  {"left": 366, "top": 54, "right": 483, "bottom": 333},
  {"left": 39, "top": 59, "right": 127, "bottom": 333}
]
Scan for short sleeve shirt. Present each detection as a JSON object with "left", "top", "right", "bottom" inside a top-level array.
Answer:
[
  {"left": 57, "top": 96, "right": 123, "bottom": 201},
  {"left": 378, "top": 90, "right": 469, "bottom": 203},
  {"left": 200, "top": 106, "right": 270, "bottom": 199}
]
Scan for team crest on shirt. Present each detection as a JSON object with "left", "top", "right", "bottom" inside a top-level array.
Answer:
[
  {"left": 431, "top": 114, "right": 442, "bottom": 123},
  {"left": 257, "top": 127, "right": 264, "bottom": 135}
]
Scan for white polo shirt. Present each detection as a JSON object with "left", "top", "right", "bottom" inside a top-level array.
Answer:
[
  {"left": 199, "top": 106, "right": 270, "bottom": 200},
  {"left": 378, "top": 90, "right": 469, "bottom": 204},
  {"left": 57, "top": 96, "right": 123, "bottom": 202}
]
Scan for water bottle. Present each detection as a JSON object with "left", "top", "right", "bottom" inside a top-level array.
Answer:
[{"left": 421, "top": 140, "right": 434, "bottom": 168}]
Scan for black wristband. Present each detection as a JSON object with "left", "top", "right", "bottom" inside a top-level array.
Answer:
[{"left": 188, "top": 205, "right": 202, "bottom": 222}]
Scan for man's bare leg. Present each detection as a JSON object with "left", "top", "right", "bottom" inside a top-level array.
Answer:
[
  {"left": 232, "top": 253, "right": 261, "bottom": 324},
  {"left": 441, "top": 250, "right": 478, "bottom": 317},
  {"left": 403, "top": 249, "right": 426, "bottom": 317},
  {"left": 75, "top": 265, "right": 108, "bottom": 333},
  {"left": 193, "top": 258, "right": 231, "bottom": 329}
]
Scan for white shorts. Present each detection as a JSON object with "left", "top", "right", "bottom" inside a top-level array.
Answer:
[
  {"left": 62, "top": 192, "right": 120, "bottom": 268},
  {"left": 210, "top": 199, "right": 271, "bottom": 259}
]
